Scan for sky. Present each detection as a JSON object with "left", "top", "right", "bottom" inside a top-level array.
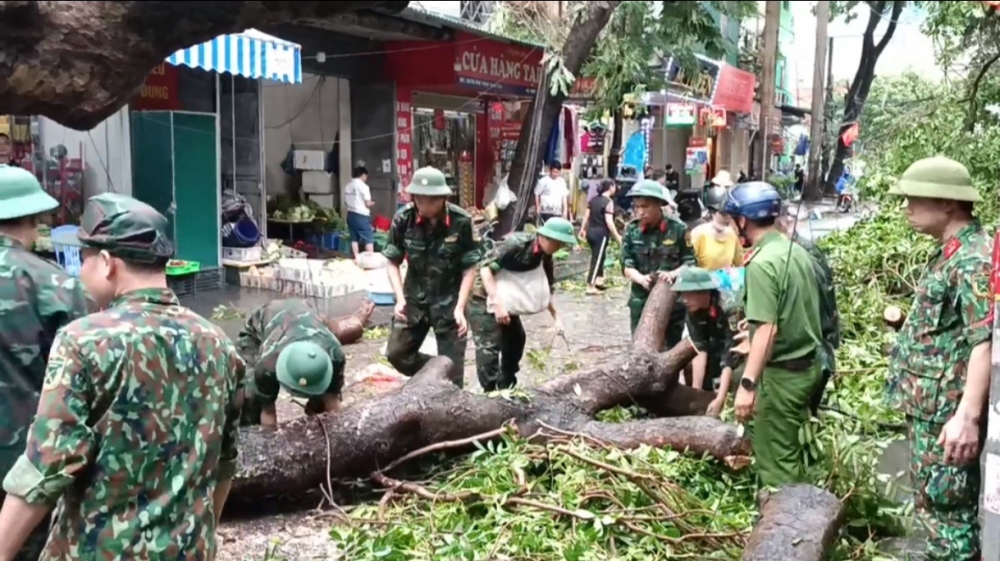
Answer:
[{"left": 786, "top": 2, "right": 940, "bottom": 100}]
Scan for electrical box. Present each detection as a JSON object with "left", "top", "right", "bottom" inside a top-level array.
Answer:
[
  {"left": 293, "top": 149, "right": 326, "bottom": 171},
  {"left": 301, "top": 171, "right": 336, "bottom": 194}
]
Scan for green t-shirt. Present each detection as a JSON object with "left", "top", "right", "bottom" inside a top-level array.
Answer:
[{"left": 743, "top": 231, "right": 823, "bottom": 363}]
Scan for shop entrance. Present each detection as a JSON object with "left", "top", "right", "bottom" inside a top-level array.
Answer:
[{"left": 411, "top": 93, "right": 479, "bottom": 208}]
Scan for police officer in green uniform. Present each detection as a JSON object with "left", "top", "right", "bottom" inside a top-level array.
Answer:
[
  {"left": 620, "top": 180, "right": 696, "bottom": 348},
  {"left": 885, "top": 157, "right": 993, "bottom": 561},
  {"left": 468, "top": 217, "right": 577, "bottom": 392},
  {"left": 671, "top": 267, "right": 746, "bottom": 417},
  {"left": 383, "top": 167, "right": 481, "bottom": 386},
  {"left": 237, "top": 298, "right": 346, "bottom": 428},
  {"left": 725, "top": 181, "right": 824, "bottom": 488}
]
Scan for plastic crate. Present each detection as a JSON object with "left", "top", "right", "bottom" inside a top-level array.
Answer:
[
  {"left": 322, "top": 231, "right": 351, "bottom": 252},
  {"left": 166, "top": 260, "right": 200, "bottom": 276},
  {"left": 223, "top": 246, "right": 263, "bottom": 262}
]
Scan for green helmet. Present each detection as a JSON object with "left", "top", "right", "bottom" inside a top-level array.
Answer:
[
  {"left": 671, "top": 266, "right": 721, "bottom": 293},
  {"left": 888, "top": 156, "right": 982, "bottom": 203},
  {"left": 627, "top": 179, "right": 674, "bottom": 205},
  {"left": 0, "top": 165, "right": 59, "bottom": 221},
  {"left": 703, "top": 184, "right": 729, "bottom": 211},
  {"left": 50, "top": 193, "right": 175, "bottom": 263},
  {"left": 536, "top": 217, "right": 578, "bottom": 245},
  {"left": 406, "top": 167, "right": 453, "bottom": 197},
  {"left": 276, "top": 341, "right": 333, "bottom": 397}
]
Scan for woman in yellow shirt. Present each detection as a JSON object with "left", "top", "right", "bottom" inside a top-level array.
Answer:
[{"left": 689, "top": 183, "right": 743, "bottom": 271}]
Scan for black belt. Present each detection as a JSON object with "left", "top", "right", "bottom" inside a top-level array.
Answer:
[{"left": 771, "top": 351, "right": 815, "bottom": 372}]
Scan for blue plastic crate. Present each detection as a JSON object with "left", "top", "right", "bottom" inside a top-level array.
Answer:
[
  {"left": 321, "top": 231, "right": 350, "bottom": 252},
  {"left": 368, "top": 291, "right": 395, "bottom": 306}
]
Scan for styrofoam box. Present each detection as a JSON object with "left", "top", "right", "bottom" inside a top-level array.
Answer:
[
  {"left": 224, "top": 246, "right": 262, "bottom": 262},
  {"left": 302, "top": 171, "right": 335, "bottom": 194},
  {"left": 293, "top": 150, "right": 327, "bottom": 171}
]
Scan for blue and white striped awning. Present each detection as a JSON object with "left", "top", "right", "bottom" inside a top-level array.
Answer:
[{"left": 167, "top": 29, "right": 302, "bottom": 84}]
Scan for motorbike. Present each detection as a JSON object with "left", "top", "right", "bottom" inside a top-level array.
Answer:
[{"left": 835, "top": 173, "right": 856, "bottom": 213}]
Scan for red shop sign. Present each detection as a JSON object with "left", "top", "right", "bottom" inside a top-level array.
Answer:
[
  {"left": 699, "top": 107, "right": 727, "bottom": 128},
  {"left": 454, "top": 32, "right": 543, "bottom": 96},
  {"left": 712, "top": 64, "right": 756, "bottom": 114},
  {"left": 131, "top": 63, "right": 180, "bottom": 111},
  {"left": 395, "top": 89, "right": 413, "bottom": 194}
]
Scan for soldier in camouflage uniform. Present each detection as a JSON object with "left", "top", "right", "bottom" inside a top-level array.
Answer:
[
  {"left": 468, "top": 218, "right": 577, "bottom": 391},
  {"left": 620, "top": 180, "right": 696, "bottom": 348},
  {"left": 778, "top": 202, "right": 841, "bottom": 414},
  {"left": 0, "top": 193, "right": 245, "bottom": 560},
  {"left": 0, "top": 165, "right": 93, "bottom": 561},
  {"left": 671, "top": 267, "right": 746, "bottom": 416},
  {"left": 885, "top": 157, "right": 994, "bottom": 561},
  {"left": 237, "top": 298, "right": 346, "bottom": 427},
  {"left": 383, "top": 167, "right": 481, "bottom": 386}
]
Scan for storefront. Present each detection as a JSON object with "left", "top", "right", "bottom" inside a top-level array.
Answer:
[{"left": 385, "top": 32, "right": 542, "bottom": 208}]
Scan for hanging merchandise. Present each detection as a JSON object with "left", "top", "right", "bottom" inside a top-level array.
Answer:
[
  {"left": 622, "top": 131, "right": 648, "bottom": 173},
  {"left": 685, "top": 138, "right": 709, "bottom": 175},
  {"left": 458, "top": 151, "right": 474, "bottom": 208}
]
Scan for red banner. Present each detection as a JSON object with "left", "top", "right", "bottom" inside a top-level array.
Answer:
[
  {"left": 712, "top": 64, "right": 756, "bottom": 114},
  {"left": 395, "top": 88, "right": 413, "bottom": 200},
  {"left": 454, "top": 32, "right": 544, "bottom": 95},
  {"left": 840, "top": 122, "right": 860, "bottom": 146},
  {"left": 131, "top": 63, "right": 180, "bottom": 111}
]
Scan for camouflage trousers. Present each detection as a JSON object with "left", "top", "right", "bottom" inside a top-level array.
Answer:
[
  {"left": 907, "top": 416, "right": 981, "bottom": 561},
  {"left": 627, "top": 296, "right": 685, "bottom": 350},
  {"left": 468, "top": 297, "right": 526, "bottom": 392},
  {"left": 0, "top": 491, "right": 49, "bottom": 560},
  {"left": 385, "top": 304, "right": 467, "bottom": 388}
]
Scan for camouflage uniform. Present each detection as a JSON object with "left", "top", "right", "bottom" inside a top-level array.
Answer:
[
  {"left": 237, "top": 298, "right": 346, "bottom": 425},
  {"left": 383, "top": 169, "right": 481, "bottom": 386},
  {"left": 686, "top": 288, "right": 745, "bottom": 391},
  {"left": 620, "top": 216, "right": 696, "bottom": 348},
  {"left": 0, "top": 165, "right": 93, "bottom": 561},
  {"left": 792, "top": 233, "right": 841, "bottom": 413},
  {"left": 885, "top": 157, "right": 993, "bottom": 560},
  {"left": 3, "top": 193, "right": 246, "bottom": 560}
]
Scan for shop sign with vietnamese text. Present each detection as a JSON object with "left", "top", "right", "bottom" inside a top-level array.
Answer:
[
  {"left": 455, "top": 32, "right": 543, "bottom": 96},
  {"left": 131, "top": 64, "right": 180, "bottom": 111},
  {"left": 395, "top": 89, "right": 414, "bottom": 191},
  {"left": 665, "top": 103, "right": 697, "bottom": 127},
  {"left": 663, "top": 56, "right": 720, "bottom": 104}
]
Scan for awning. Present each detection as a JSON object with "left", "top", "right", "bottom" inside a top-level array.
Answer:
[{"left": 166, "top": 29, "right": 302, "bottom": 84}]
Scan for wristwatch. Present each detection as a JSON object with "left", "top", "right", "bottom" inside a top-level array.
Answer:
[{"left": 740, "top": 377, "right": 756, "bottom": 392}]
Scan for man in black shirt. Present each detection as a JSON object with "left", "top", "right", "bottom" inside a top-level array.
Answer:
[
  {"left": 793, "top": 164, "right": 805, "bottom": 194},
  {"left": 663, "top": 164, "right": 681, "bottom": 195}
]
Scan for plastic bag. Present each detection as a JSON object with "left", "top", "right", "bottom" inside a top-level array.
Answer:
[
  {"left": 493, "top": 265, "right": 550, "bottom": 316},
  {"left": 493, "top": 175, "right": 517, "bottom": 210}
]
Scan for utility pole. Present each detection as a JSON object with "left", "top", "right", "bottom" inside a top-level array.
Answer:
[
  {"left": 805, "top": 0, "right": 830, "bottom": 201},
  {"left": 756, "top": 1, "right": 781, "bottom": 178},
  {"left": 822, "top": 35, "right": 835, "bottom": 188}
]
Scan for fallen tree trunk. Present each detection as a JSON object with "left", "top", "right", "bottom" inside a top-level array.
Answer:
[
  {"left": 742, "top": 485, "right": 846, "bottom": 561},
  {"left": 0, "top": 1, "right": 408, "bottom": 129},
  {"left": 231, "top": 282, "right": 750, "bottom": 498}
]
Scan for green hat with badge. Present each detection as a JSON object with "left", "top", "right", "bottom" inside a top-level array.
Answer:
[
  {"left": 671, "top": 267, "right": 721, "bottom": 293},
  {"left": 406, "top": 166, "right": 453, "bottom": 196},
  {"left": 627, "top": 179, "right": 675, "bottom": 205},
  {"left": 536, "top": 217, "right": 578, "bottom": 245},
  {"left": 276, "top": 341, "right": 333, "bottom": 397},
  {"left": 0, "top": 165, "right": 60, "bottom": 220},
  {"left": 888, "top": 156, "right": 982, "bottom": 203},
  {"left": 51, "top": 193, "right": 174, "bottom": 263}
]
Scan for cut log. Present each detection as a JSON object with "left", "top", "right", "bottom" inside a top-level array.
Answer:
[
  {"left": 325, "top": 300, "right": 375, "bottom": 345},
  {"left": 0, "top": 1, "right": 408, "bottom": 129},
  {"left": 231, "top": 282, "right": 751, "bottom": 499},
  {"left": 742, "top": 485, "right": 846, "bottom": 561}
]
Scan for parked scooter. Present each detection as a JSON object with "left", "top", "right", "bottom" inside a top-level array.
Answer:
[{"left": 835, "top": 171, "right": 855, "bottom": 213}]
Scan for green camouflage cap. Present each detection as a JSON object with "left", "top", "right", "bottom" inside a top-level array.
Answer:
[
  {"left": 536, "top": 217, "right": 578, "bottom": 245},
  {"left": 0, "top": 164, "right": 59, "bottom": 220},
  {"left": 276, "top": 341, "right": 333, "bottom": 397},
  {"left": 671, "top": 266, "right": 720, "bottom": 293},
  {"left": 628, "top": 179, "right": 675, "bottom": 205},
  {"left": 406, "top": 166, "right": 453, "bottom": 196},
  {"left": 51, "top": 193, "right": 175, "bottom": 263},
  {"left": 888, "top": 156, "right": 982, "bottom": 203}
]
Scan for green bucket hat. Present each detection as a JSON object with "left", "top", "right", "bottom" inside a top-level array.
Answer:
[
  {"left": 627, "top": 179, "right": 675, "bottom": 205},
  {"left": 536, "top": 217, "right": 578, "bottom": 245},
  {"left": 406, "top": 166, "right": 453, "bottom": 197},
  {"left": 0, "top": 165, "right": 59, "bottom": 221},
  {"left": 50, "top": 193, "right": 175, "bottom": 263},
  {"left": 671, "top": 267, "right": 720, "bottom": 293},
  {"left": 888, "top": 156, "right": 982, "bottom": 203},
  {"left": 276, "top": 341, "right": 333, "bottom": 397}
]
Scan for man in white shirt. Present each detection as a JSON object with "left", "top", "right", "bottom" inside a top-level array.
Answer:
[
  {"left": 534, "top": 161, "right": 569, "bottom": 224},
  {"left": 344, "top": 165, "right": 374, "bottom": 259}
]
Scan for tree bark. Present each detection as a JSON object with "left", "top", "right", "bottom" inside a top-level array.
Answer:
[
  {"left": 230, "top": 282, "right": 751, "bottom": 499},
  {"left": 742, "top": 485, "right": 846, "bottom": 561},
  {"left": 0, "top": 1, "right": 408, "bottom": 130},
  {"left": 825, "top": 0, "right": 903, "bottom": 193},
  {"left": 499, "top": 1, "right": 621, "bottom": 235},
  {"left": 606, "top": 108, "right": 624, "bottom": 175}
]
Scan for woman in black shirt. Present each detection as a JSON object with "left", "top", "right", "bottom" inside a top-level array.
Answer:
[{"left": 578, "top": 179, "right": 622, "bottom": 294}]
